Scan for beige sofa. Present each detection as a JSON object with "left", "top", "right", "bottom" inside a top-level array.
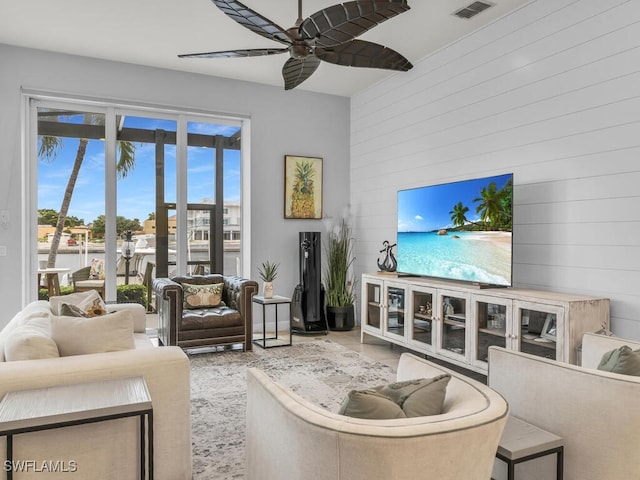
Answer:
[
  {"left": 488, "top": 333, "right": 640, "bottom": 480},
  {"left": 0, "top": 299, "right": 192, "bottom": 480},
  {"left": 246, "top": 352, "right": 509, "bottom": 480}
]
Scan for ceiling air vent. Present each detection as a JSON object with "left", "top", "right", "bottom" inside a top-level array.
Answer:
[{"left": 454, "top": 1, "right": 494, "bottom": 19}]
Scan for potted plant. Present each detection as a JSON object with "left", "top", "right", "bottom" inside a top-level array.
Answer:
[
  {"left": 258, "top": 260, "right": 279, "bottom": 299},
  {"left": 324, "top": 217, "right": 356, "bottom": 331}
]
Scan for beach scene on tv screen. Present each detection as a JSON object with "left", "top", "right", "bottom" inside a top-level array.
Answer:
[{"left": 397, "top": 174, "right": 513, "bottom": 286}]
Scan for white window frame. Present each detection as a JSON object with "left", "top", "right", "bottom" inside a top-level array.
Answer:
[{"left": 22, "top": 91, "right": 251, "bottom": 303}]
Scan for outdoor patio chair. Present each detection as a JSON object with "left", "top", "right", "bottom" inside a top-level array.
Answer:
[{"left": 71, "top": 265, "right": 105, "bottom": 299}]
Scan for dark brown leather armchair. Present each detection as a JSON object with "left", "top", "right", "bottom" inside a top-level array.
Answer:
[{"left": 153, "top": 274, "right": 258, "bottom": 351}]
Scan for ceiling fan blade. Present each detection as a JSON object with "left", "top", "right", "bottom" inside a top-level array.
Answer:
[
  {"left": 300, "top": 0, "right": 410, "bottom": 47},
  {"left": 179, "top": 48, "right": 288, "bottom": 59},
  {"left": 282, "top": 56, "right": 321, "bottom": 90},
  {"left": 211, "top": 0, "right": 292, "bottom": 45},
  {"left": 315, "top": 39, "right": 412, "bottom": 71}
]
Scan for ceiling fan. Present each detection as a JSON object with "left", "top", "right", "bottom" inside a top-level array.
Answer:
[{"left": 179, "top": 0, "right": 413, "bottom": 90}]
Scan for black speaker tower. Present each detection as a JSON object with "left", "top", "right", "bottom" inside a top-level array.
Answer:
[{"left": 291, "top": 232, "right": 328, "bottom": 334}]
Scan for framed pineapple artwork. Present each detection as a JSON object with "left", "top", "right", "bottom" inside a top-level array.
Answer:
[{"left": 284, "top": 155, "right": 323, "bottom": 219}]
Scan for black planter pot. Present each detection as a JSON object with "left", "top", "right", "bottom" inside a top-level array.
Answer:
[{"left": 326, "top": 305, "right": 355, "bottom": 331}]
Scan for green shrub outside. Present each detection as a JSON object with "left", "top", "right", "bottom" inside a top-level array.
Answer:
[
  {"left": 38, "top": 285, "right": 74, "bottom": 300},
  {"left": 38, "top": 284, "right": 146, "bottom": 308},
  {"left": 116, "top": 284, "right": 146, "bottom": 306}
]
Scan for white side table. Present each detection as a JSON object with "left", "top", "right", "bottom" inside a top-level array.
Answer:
[
  {"left": 253, "top": 295, "right": 292, "bottom": 348},
  {"left": 0, "top": 377, "right": 153, "bottom": 480},
  {"left": 496, "top": 416, "right": 563, "bottom": 480}
]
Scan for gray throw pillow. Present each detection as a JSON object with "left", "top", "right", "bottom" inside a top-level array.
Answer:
[
  {"left": 338, "top": 374, "right": 451, "bottom": 420},
  {"left": 597, "top": 346, "right": 640, "bottom": 376},
  {"left": 338, "top": 390, "right": 407, "bottom": 419},
  {"left": 375, "top": 374, "right": 451, "bottom": 417},
  {"left": 60, "top": 303, "right": 89, "bottom": 317}
]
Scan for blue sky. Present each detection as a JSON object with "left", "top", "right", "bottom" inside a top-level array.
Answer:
[
  {"left": 397, "top": 173, "right": 513, "bottom": 232},
  {"left": 38, "top": 115, "right": 241, "bottom": 225}
]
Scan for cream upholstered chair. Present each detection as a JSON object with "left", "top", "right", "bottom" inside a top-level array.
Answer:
[
  {"left": 245, "top": 352, "right": 509, "bottom": 480},
  {"left": 489, "top": 334, "right": 640, "bottom": 480}
]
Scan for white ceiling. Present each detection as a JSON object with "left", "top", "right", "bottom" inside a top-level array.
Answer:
[{"left": 0, "top": 0, "right": 531, "bottom": 97}]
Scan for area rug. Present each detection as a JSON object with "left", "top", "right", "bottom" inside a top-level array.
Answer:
[{"left": 188, "top": 339, "right": 397, "bottom": 479}]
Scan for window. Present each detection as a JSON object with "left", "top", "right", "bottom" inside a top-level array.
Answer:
[{"left": 29, "top": 95, "right": 249, "bottom": 301}]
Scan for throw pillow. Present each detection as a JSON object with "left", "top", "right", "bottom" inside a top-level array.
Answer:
[
  {"left": 4, "top": 319, "right": 60, "bottom": 361},
  {"left": 90, "top": 258, "right": 106, "bottom": 280},
  {"left": 374, "top": 374, "right": 451, "bottom": 417},
  {"left": 183, "top": 282, "right": 223, "bottom": 309},
  {"left": 338, "top": 390, "right": 407, "bottom": 419},
  {"left": 338, "top": 374, "right": 451, "bottom": 420},
  {"left": 60, "top": 303, "right": 89, "bottom": 317},
  {"left": 50, "top": 309, "right": 135, "bottom": 357},
  {"left": 50, "top": 291, "right": 95, "bottom": 315},
  {"left": 85, "top": 303, "right": 107, "bottom": 317},
  {"left": 597, "top": 346, "right": 640, "bottom": 376},
  {"left": 50, "top": 290, "right": 106, "bottom": 317}
]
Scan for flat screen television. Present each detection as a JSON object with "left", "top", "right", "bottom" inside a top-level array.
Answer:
[{"left": 397, "top": 173, "right": 513, "bottom": 287}]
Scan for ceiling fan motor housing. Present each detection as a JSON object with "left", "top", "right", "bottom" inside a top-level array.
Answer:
[{"left": 287, "top": 26, "right": 314, "bottom": 59}]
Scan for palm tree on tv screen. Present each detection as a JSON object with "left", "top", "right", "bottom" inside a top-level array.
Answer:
[
  {"left": 473, "top": 180, "right": 512, "bottom": 229},
  {"left": 449, "top": 201, "right": 470, "bottom": 228}
]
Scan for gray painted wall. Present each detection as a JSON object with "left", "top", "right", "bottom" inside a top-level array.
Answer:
[
  {"left": 0, "top": 43, "right": 350, "bottom": 326},
  {"left": 351, "top": 0, "right": 640, "bottom": 339}
]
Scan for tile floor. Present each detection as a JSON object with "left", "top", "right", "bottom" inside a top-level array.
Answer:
[{"left": 146, "top": 314, "right": 486, "bottom": 382}]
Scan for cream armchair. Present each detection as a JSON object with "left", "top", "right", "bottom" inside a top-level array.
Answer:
[
  {"left": 489, "top": 333, "right": 640, "bottom": 480},
  {"left": 245, "top": 352, "right": 509, "bottom": 480}
]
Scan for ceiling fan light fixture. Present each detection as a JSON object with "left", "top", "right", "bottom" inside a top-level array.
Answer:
[{"left": 291, "top": 42, "right": 312, "bottom": 59}]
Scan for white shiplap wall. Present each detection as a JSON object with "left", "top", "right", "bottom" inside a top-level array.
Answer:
[{"left": 350, "top": 0, "right": 640, "bottom": 339}]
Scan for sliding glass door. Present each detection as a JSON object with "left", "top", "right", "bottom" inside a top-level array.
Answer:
[
  {"left": 36, "top": 105, "right": 106, "bottom": 298},
  {"left": 186, "top": 119, "right": 242, "bottom": 276},
  {"left": 30, "top": 96, "right": 246, "bottom": 304}
]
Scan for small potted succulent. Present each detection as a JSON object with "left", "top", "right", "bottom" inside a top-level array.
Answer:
[{"left": 258, "top": 260, "right": 279, "bottom": 299}]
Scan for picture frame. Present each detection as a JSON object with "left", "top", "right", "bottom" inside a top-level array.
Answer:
[{"left": 284, "top": 155, "right": 323, "bottom": 219}]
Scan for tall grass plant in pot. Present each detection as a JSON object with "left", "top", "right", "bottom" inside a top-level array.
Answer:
[{"left": 324, "top": 217, "right": 356, "bottom": 331}]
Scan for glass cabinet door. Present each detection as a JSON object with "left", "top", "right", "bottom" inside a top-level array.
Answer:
[
  {"left": 471, "top": 295, "right": 512, "bottom": 368},
  {"left": 437, "top": 290, "right": 469, "bottom": 360},
  {"left": 409, "top": 287, "right": 436, "bottom": 351},
  {"left": 515, "top": 301, "right": 564, "bottom": 361},
  {"left": 362, "top": 279, "right": 383, "bottom": 333},
  {"left": 384, "top": 284, "right": 406, "bottom": 341}
]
